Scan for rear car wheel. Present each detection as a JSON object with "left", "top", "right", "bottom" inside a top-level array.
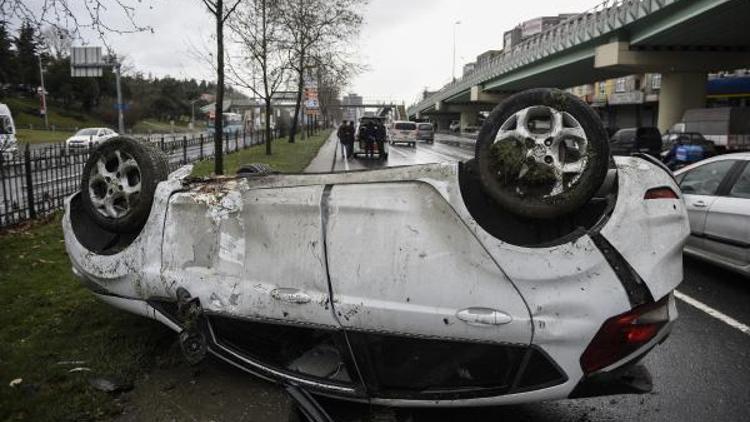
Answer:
[
  {"left": 475, "top": 88, "right": 609, "bottom": 219},
  {"left": 80, "top": 136, "right": 169, "bottom": 233}
]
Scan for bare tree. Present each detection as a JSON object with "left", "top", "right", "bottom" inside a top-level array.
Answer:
[
  {"left": 40, "top": 26, "right": 73, "bottom": 59},
  {"left": 1, "top": 0, "right": 152, "bottom": 40},
  {"left": 227, "top": 0, "right": 290, "bottom": 155},
  {"left": 307, "top": 47, "right": 362, "bottom": 127},
  {"left": 201, "top": 0, "right": 242, "bottom": 175},
  {"left": 279, "top": 0, "right": 364, "bottom": 143}
]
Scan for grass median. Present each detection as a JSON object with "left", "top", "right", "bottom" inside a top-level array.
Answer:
[
  {"left": 0, "top": 129, "right": 331, "bottom": 420},
  {"left": 15, "top": 129, "right": 75, "bottom": 145},
  {"left": 0, "top": 216, "right": 179, "bottom": 421},
  {"left": 190, "top": 129, "right": 332, "bottom": 177}
]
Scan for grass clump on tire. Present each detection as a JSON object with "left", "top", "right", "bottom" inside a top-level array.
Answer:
[{"left": 475, "top": 88, "right": 609, "bottom": 219}]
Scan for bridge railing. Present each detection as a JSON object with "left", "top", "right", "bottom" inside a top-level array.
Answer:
[{"left": 408, "top": 0, "right": 678, "bottom": 115}]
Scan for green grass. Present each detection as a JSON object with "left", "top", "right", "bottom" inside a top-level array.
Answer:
[
  {"left": 2, "top": 97, "right": 105, "bottom": 131},
  {"left": 0, "top": 131, "right": 329, "bottom": 419},
  {"left": 0, "top": 215, "right": 179, "bottom": 421},
  {"left": 191, "top": 129, "right": 332, "bottom": 177},
  {"left": 15, "top": 129, "right": 75, "bottom": 145}
]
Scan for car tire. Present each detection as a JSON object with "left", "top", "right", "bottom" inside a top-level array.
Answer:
[
  {"left": 475, "top": 88, "right": 609, "bottom": 219},
  {"left": 80, "top": 136, "right": 170, "bottom": 233},
  {"left": 237, "top": 162, "right": 276, "bottom": 176}
]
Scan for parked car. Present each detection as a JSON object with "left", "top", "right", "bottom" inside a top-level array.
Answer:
[
  {"left": 0, "top": 103, "right": 18, "bottom": 160},
  {"left": 416, "top": 122, "right": 434, "bottom": 144},
  {"left": 661, "top": 132, "right": 717, "bottom": 170},
  {"left": 609, "top": 127, "right": 662, "bottom": 157},
  {"left": 675, "top": 153, "right": 750, "bottom": 277},
  {"left": 449, "top": 120, "right": 460, "bottom": 132},
  {"left": 63, "top": 89, "right": 687, "bottom": 408},
  {"left": 389, "top": 121, "right": 418, "bottom": 147},
  {"left": 65, "top": 128, "right": 119, "bottom": 151}
]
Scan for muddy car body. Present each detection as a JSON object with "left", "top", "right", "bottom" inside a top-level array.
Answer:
[
  {"left": 64, "top": 163, "right": 687, "bottom": 406},
  {"left": 63, "top": 89, "right": 689, "bottom": 407}
]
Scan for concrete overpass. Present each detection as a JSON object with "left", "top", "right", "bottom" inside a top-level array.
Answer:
[{"left": 408, "top": 0, "right": 750, "bottom": 132}]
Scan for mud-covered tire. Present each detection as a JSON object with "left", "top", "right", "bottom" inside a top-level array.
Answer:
[
  {"left": 237, "top": 162, "right": 276, "bottom": 175},
  {"left": 80, "top": 136, "right": 169, "bottom": 233},
  {"left": 475, "top": 88, "right": 609, "bottom": 219}
]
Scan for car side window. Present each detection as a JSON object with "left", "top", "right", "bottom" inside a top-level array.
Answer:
[
  {"left": 728, "top": 164, "right": 750, "bottom": 199},
  {"left": 679, "top": 160, "right": 736, "bottom": 196}
]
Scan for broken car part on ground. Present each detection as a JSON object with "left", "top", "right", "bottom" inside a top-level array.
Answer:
[{"left": 63, "top": 89, "right": 689, "bottom": 408}]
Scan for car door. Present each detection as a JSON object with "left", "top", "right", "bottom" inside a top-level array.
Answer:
[
  {"left": 325, "top": 181, "right": 533, "bottom": 399},
  {"left": 161, "top": 185, "right": 364, "bottom": 396},
  {"left": 702, "top": 161, "right": 750, "bottom": 266},
  {"left": 678, "top": 159, "right": 739, "bottom": 252}
]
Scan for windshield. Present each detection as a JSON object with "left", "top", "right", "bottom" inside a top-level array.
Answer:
[
  {"left": 0, "top": 116, "right": 13, "bottom": 135},
  {"left": 395, "top": 123, "right": 416, "bottom": 130},
  {"left": 75, "top": 129, "right": 99, "bottom": 136}
]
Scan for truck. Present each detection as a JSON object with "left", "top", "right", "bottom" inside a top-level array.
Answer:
[{"left": 670, "top": 107, "right": 750, "bottom": 152}]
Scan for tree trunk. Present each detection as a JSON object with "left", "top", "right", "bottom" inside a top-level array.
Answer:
[
  {"left": 265, "top": 99, "right": 272, "bottom": 155},
  {"left": 288, "top": 51, "right": 305, "bottom": 143},
  {"left": 214, "top": 0, "right": 225, "bottom": 175}
]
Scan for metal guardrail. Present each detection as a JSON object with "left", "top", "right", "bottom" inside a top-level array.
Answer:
[
  {"left": 408, "top": 0, "right": 678, "bottom": 115},
  {"left": 0, "top": 128, "right": 284, "bottom": 228}
]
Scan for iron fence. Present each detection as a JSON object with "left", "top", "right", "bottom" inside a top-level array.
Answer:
[{"left": 0, "top": 128, "right": 281, "bottom": 228}]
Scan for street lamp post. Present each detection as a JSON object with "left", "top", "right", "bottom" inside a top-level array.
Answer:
[
  {"left": 452, "top": 20, "right": 461, "bottom": 82},
  {"left": 190, "top": 99, "right": 200, "bottom": 130},
  {"left": 38, "top": 56, "right": 48, "bottom": 130}
]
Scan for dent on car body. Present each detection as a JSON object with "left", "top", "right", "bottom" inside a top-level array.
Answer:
[{"left": 63, "top": 158, "right": 688, "bottom": 406}]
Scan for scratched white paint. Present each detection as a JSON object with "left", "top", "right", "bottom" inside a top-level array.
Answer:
[{"left": 63, "top": 158, "right": 688, "bottom": 407}]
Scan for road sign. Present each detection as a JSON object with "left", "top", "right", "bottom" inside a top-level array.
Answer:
[{"left": 70, "top": 46, "right": 104, "bottom": 77}]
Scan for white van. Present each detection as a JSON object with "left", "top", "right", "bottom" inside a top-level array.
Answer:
[
  {"left": 389, "top": 120, "right": 418, "bottom": 148},
  {"left": 0, "top": 103, "right": 18, "bottom": 161}
]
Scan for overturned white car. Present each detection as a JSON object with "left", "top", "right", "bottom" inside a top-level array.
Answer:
[{"left": 63, "top": 89, "right": 688, "bottom": 407}]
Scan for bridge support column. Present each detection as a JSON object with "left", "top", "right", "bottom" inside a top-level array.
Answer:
[
  {"left": 657, "top": 72, "right": 706, "bottom": 133},
  {"left": 460, "top": 109, "right": 479, "bottom": 131},
  {"left": 433, "top": 116, "right": 453, "bottom": 131}
]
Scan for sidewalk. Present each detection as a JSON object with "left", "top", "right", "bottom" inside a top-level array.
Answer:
[{"left": 304, "top": 130, "right": 340, "bottom": 173}]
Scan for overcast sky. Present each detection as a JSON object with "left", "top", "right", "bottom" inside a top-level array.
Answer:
[{"left": 76, "top": 0, "right": 600, "bottom": 103}]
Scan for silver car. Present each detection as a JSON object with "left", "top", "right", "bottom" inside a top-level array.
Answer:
[{"left": 675, "top": 153, "right": 750, "bottom": 277}]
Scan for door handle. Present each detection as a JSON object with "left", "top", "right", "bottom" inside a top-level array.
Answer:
[
  {"left": 271, "top": 288, "right": 311, "bottom": 304},
  {"left": 456, "top": 307, "right": 513, "bottom": 327},
  {"left": 693, "top": 200, "right": 707, "bottom": 208}
]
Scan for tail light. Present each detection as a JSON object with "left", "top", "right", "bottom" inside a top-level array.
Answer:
[
  {"left": 580, "top": 295, "right": 671, "bottom": 374},
  {"left": 644, "top": 187, "right": 678, "bottom": 200}
]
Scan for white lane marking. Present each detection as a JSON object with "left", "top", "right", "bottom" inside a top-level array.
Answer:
[{"left": 674, "top": 290, "right": 750, "bottom": 335}]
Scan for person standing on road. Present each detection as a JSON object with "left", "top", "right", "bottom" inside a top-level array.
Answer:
[
  {"left": 363, "top": 121, "right": 376, "bottom": 158},
  {"left": 375, "top": 121, "right": 386, "bottom": 160},
  {"left": 337, "top": 121, "right": 348, "bottom": 158},
  {"left": 343, "top": 121, "right": 355, "bottom": 158}
]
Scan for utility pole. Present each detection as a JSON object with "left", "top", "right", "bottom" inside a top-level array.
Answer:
[
  {"left": 38, "top": 56, "right": 48, "bottom": 130},
  {"left": 452, "top": 20, "right": 461, "bottom": 82},
  {"left": 114, "top": 61, "right": 125, "bottom": 133},
  {"left": 190, "top": 99, "right": 200, "bottom": 130}
]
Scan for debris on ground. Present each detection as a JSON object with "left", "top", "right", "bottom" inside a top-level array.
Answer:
[
  {"left": 88, "top": 377, "right": 134, "bottom": 394},
  {"left": 9, "top": 378, "right": 22, "bottom": 388}
]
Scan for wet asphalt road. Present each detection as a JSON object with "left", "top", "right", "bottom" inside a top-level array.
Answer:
[{"left": 301, "top": 132, "right": 750, "bottom": 421}]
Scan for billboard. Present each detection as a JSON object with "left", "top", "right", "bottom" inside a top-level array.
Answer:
[{"left": 70, "top": 47, "right": 104, "bottom": 77}]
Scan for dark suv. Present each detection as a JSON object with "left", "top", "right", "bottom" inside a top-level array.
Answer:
[{"left": 609, "top": 127, "right": 662, "bottom": 157}]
